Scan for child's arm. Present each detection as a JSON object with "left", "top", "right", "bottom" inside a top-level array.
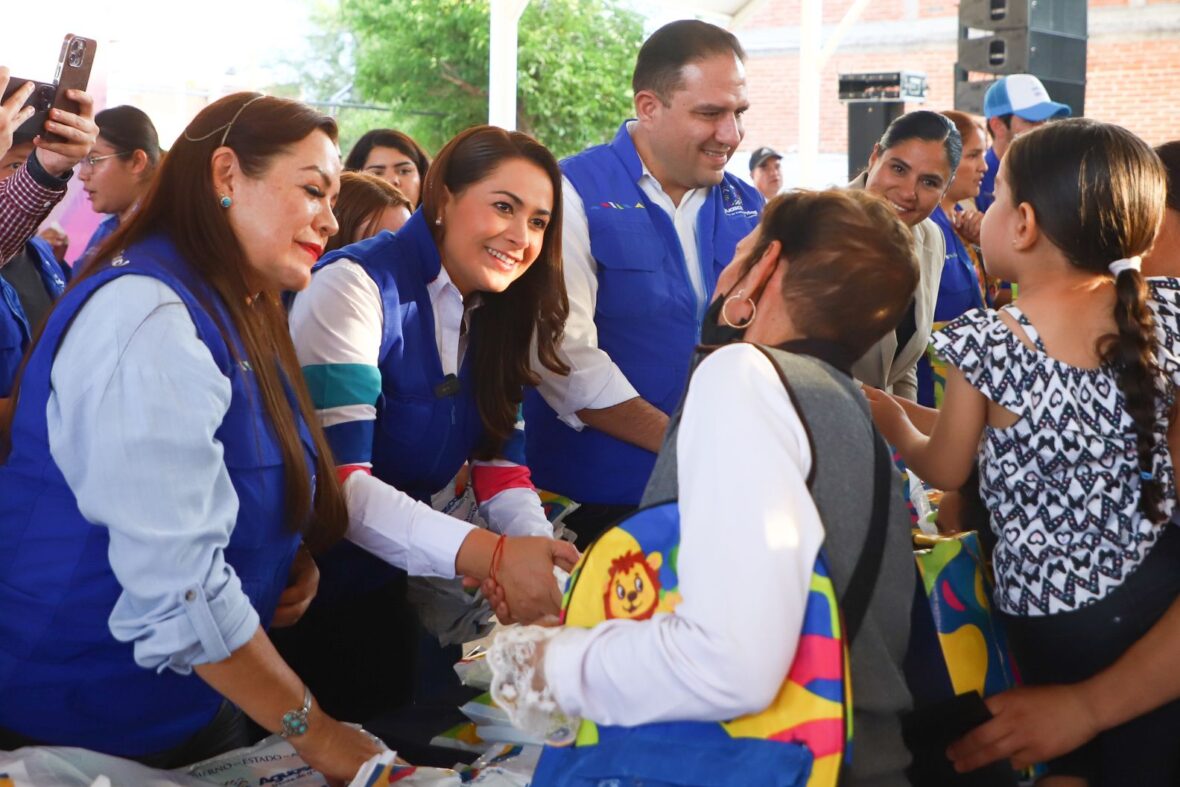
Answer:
[
  {"left": 893, "top": 394, "right": 939, "bottom": 436},
  {"left": 867, "top": 365, "right": 986, "bottom": 491}
]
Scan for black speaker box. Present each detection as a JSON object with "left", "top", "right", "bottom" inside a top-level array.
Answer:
[
  {"left": 958, "top": 28, "right": 1087, "bottom": 80},
  {"left": 958, "top": 0, "right": 1086, "bottom": 37},
  {"left": 954, "top": 0, "right": 1087, "bottom": 116}
]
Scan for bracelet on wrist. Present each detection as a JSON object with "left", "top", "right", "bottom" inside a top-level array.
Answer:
[
  {"left": 490, "top": 534, "right": 508, "bottom": 583},
  {"left": 279, "top": 685, "right": 313, "bottom": 738}
]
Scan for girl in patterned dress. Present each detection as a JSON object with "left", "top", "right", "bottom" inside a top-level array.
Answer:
[{"left": 868, "top": 119, "right": 1180, "bottom": 786}]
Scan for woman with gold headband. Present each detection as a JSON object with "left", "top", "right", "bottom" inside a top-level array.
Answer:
[{"left": 0, "top": 94, "right": 382, "bottom": 779}]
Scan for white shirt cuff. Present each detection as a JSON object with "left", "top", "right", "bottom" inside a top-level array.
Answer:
[
  {"left": 479, "top": 487, "right": 554, "bottom": 538},
  {"left": 344, "top": 472, "right": 476, "bottom": 578}
]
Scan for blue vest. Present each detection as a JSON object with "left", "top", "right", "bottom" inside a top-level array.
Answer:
[
  {"left": 310, "top": 211, "right": 485, "bottom": 601},
  {"left": 0, "top": 235, "right": 311, "bottom": 756},
  {"left": 975, "top": 148, "right": 1000, "bottom": 212},
  {"left": 523, "top": 123, "right": 762, "bottom": 505},
  {"left": 81, "top": 214, "right": 120, "bottom": 265},
  {"left": 917, "top": 207, "right": 986, "bottom": 407},
  {"left": 0, "top": 236, "right": 67, "bottom": 396}
]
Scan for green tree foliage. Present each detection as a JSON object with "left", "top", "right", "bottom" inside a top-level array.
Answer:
[{"left": 338, "top": 0, "right": 644, "bottom": 158}]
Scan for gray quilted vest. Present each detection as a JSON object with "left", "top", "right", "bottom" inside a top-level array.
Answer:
[{"left": 642, "top": 345, "right": 915, "bottom": 787}]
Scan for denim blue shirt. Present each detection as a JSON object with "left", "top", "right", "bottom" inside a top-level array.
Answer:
[{"left": 46, "top": 274, "right": 258, "bottom": 674}]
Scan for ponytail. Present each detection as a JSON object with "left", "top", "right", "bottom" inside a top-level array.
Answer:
[
  {"left": 1105, "top": 260, "right": 1165, "bottom": 523},
  {"left": 1005, "top": 120, "right": 1169, "bottom": 526}
]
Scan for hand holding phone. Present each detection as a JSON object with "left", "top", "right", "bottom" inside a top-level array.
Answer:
[
  {"left": 0, "top": 66, "right": 52, "bottom": 154},
  {"left": 47, "top": 35, "right": 96, "bottom": 143},
  {"left": 33, "top": 89, "right": 98, "bottom": 178}
]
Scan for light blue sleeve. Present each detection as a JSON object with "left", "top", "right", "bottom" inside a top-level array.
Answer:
[{"left": 46, "top": 274, "right": 260, "bottom": 675}]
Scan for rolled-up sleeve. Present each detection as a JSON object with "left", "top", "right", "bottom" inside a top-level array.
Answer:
[
  {"left": 532, "top": 178, "right": 639, "bottom": 427},
  {"left": 47, "top": 274, "right": 257, "bottom": 674}
]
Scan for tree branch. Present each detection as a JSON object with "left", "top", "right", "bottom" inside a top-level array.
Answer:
[{"left": 439, "top": 62, "right": 486, "bottom": 98}]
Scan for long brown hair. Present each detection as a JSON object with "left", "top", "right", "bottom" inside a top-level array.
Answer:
[
  {"left": 8, "top": 93, "right": 349, "bottom": 552},
  {"left": 325, "top": 171, "right": 412, "bottom": 254},
  {"left": 420, "top": 125, "right": 570, "bottom": 457},
  {"left": 1006, "top": 119, "right": 1168, "bottom": 523}
]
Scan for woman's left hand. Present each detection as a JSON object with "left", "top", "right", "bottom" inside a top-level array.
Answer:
[
  {"left": 271, "top": 547, "right": 319, "bottom": 628},
  {"left": 953, "top": 208, "right": 984, "bottom": 246}
]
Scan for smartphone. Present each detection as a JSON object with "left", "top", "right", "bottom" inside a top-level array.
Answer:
[
  {"left": 1, "top": 76, "right": 57, "bottom": 143},
  {"left": 47, "top": 34, "right": 97, "bottom": 142}
]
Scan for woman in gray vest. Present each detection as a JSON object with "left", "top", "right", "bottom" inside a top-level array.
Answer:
[{"left": 486, "top": 189, "right": 920, "bottom": 786}]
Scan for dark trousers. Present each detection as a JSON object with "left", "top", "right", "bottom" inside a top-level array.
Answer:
[{"left": 1000, "top": 524, "right": 1180, "bottom": 784}]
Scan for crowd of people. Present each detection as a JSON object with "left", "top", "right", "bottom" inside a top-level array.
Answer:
[{"left": 0, "top": 14, "right": 1178, "bottom": 787}]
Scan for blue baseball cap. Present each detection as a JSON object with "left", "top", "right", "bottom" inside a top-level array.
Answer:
[{"left": 983, "top": 75, "right": 1071, "bottom": 121}]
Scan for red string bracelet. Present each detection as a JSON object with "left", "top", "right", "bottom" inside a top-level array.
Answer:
[{"left": 489, "top": 534, "right": 508, "bottom": 584}]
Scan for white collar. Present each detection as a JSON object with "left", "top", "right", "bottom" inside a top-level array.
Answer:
[
  {"left": 428, "top": 263, "right": 482, "bottom": 311},
  {"left": 625, "top": 120, "right": 703, "bottom": 205}
]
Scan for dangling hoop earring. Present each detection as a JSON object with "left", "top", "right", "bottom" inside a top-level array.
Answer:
[{"left": 721, "top": 289, "right": 757, "bottom": 329}]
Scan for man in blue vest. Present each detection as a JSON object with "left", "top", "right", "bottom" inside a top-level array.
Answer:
[{"left": 523, "top": 20, "right": 763, "bottom": 541}]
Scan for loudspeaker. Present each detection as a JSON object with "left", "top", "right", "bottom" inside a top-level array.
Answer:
[
  {"left": 954, "top": 0, "right": 1086, "bottom": 116},
  {"left": 846, "top": 102, "right": 904, "bottom": 181},
  {"left": 958, "top": 0, "right": 1085, "bottom": 38},
  {"left": 958, "top": 29, "right": 1087, "bottom": 80}
]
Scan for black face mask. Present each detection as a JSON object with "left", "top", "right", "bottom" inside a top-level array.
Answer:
[{"left": 699, "top": 294, "right": 746, "bottom": 346}]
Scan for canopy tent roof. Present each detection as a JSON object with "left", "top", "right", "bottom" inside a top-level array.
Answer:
[{"left": 646, "top": 0, "right": 772, "bottom": 27}]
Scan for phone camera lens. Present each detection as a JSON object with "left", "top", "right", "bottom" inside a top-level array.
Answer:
[
  {"left": 34, "top": 86, "right": 53, "bottom": 111},
  {"left": 69, "top": 40, "right": 85, "bottom": 67}
]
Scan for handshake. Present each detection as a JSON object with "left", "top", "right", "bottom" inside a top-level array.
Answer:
[{"left": 463, "top": 534, "right": 579, "bottom": 625}]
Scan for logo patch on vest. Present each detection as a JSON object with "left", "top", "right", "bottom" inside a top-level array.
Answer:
[{"left": 721, "top": 182, "right": 759, "bottom": 218}]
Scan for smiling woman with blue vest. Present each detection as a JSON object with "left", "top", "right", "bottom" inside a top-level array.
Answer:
[
  {"left": 285, "top": 125, "right": 579, "bottom": 711},
  {"left": 0, "top": 93, "right": 384, "bottom": 779}
]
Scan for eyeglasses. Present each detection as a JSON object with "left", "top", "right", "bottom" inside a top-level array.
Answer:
[{"left": 81, "top": 151, "right": 132, "bottom": 168}]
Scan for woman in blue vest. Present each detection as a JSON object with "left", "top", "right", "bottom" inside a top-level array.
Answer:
[
  {"left": 283, "top": 127, "right": 579, "bottom": 715},
  {"left": 78, "top": 105, "right": 161, "bottom": 265},
  {"left": 0, "top": 94, "right": 382, "bottom": 778}
]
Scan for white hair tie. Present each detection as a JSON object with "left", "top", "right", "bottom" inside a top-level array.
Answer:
[{"left": 1109, "top": 256, "right": 1142, "bottom": 277}]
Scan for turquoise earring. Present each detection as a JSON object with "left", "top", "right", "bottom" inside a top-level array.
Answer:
[{"left": 219, "top": 195, "right": 232, "bottom": 208}]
